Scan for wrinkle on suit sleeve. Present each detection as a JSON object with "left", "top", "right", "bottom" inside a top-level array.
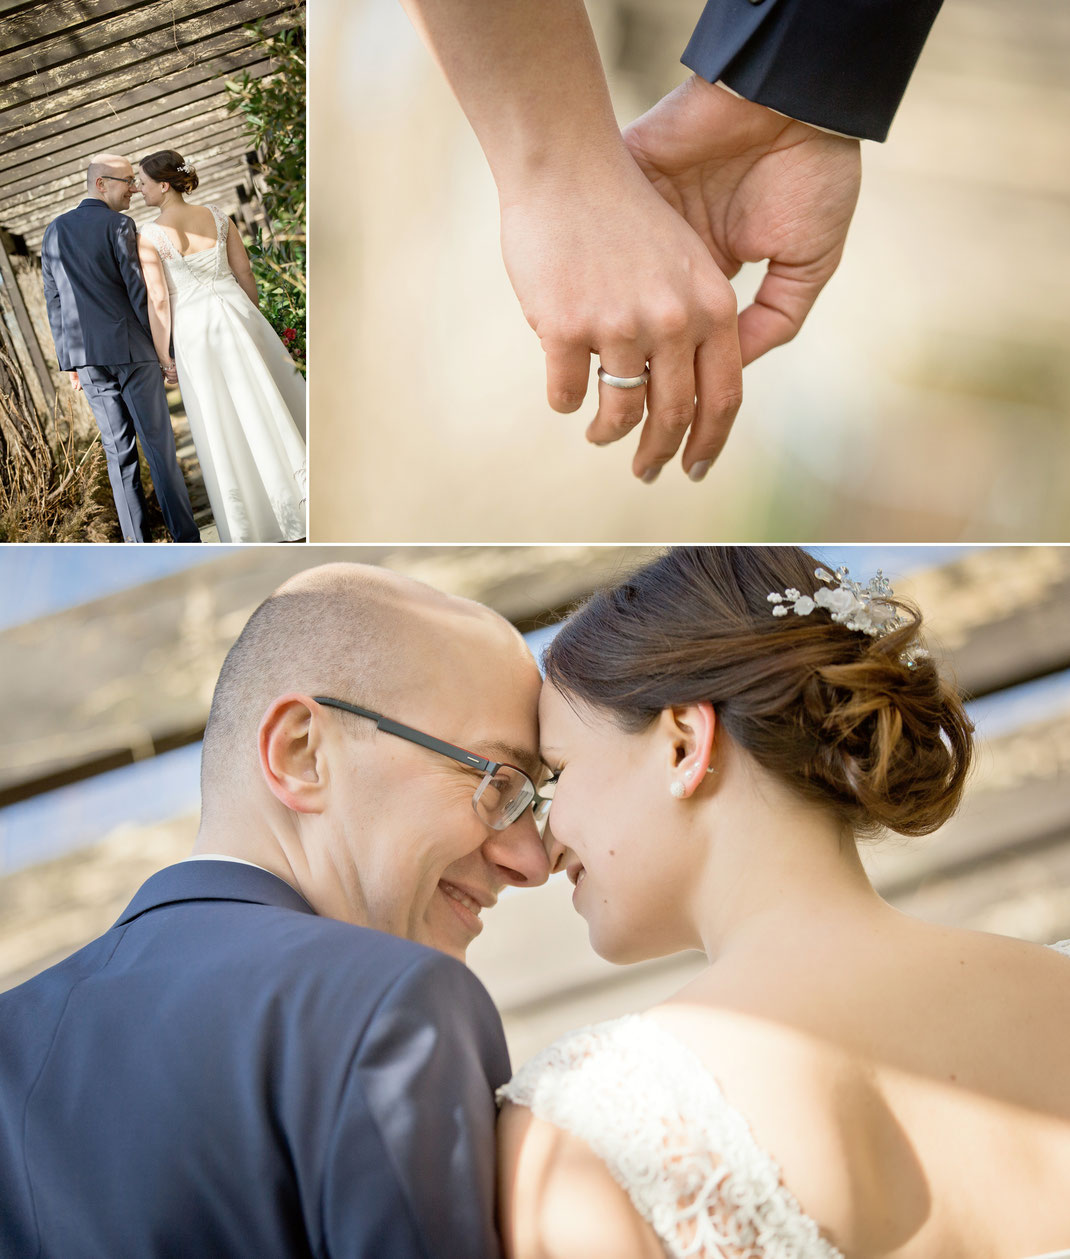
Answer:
[
  {"left": 321, "top": 951, "right": 511, "bottom": 1259},
  {"left": 112, "top": 215, "right": 152, "bottom": 335},
  {"left": 683, "top": 0, "right": 944, "bottom": 141},
  {"left": 39, "top": 226, "right": 70, "bottom": 372}
]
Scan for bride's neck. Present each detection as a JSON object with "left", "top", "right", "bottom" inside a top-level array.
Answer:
[{"left": 689, "top": 783, "right": 887, "bottom": 964}]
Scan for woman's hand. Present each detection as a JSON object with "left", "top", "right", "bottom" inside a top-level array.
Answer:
[{"left": 501, "top": 153, "right": 742, "bottom": 483}]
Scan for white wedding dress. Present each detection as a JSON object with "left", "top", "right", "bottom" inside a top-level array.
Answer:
[
  {"left": 500, "top": 940, "right": 1070, "bottom": 1259},
  {"left": 140, "top": 207, "right": 306, "bottom": 543}
]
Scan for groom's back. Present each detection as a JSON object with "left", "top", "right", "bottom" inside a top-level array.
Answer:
[
  {"left": 41, "top": 202, "right": 154, "bottom": 368},
  {"left": 0, "top": 864, "right": 509, "bottom": 1259}
]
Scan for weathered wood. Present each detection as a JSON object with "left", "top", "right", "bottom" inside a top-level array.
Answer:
[
  {"left": 0, "top": 117, "right": 248, "bottom": 203},
  {"left": 6, "top": 141, "right": 255, "bottom": 238},
  {"left": 0, "top": 59, "right": 270, "bottom": 168},
  {"left": 909, "top": 547, "right": 1070, "bottom": 698},
  {"left": 0, "top": 548, "right": 654, "bottom": 803},
  {"left": 1, "top": 0, "right": 177, "bottom": 51},
  {"left": 0, "top": 10, "right": 295, "bottom": 122},
  {"left": 0, "top": 237, "right": 54, "bottom": 409},
  {"left": 0, "top": 48, "right": 269, "bottom": 154},
  {"left": 0, "top": 0, "right": 254, "bottom": 81}
]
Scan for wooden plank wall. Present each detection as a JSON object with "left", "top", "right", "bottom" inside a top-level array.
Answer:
[{"left": 0, "top": 0, "right": 303, "bottom": 251}]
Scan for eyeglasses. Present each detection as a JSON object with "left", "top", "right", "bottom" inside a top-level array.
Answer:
[
  {"left": 100, "top": 175, "right": 138, "bottom": 188},
  {"left": 313, "top": 697, "right": 552, "bottom": 832}
]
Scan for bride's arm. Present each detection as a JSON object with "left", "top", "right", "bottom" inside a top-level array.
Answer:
[
  {"left": 136, "top": 237, "right": 174, "bottom": 372},
  {"left": 498, "top": 1103, "right": 665, "bottom": 1259},
  {"left": 225, "top": 224, "right": 259, "bottom": 306}
]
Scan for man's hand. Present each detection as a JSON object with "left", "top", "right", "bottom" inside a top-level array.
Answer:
[
  {"left": 624, "top": 77, "right": 861, "bottom": 367},
  {"left": 161, "top": 360, "right": 178, "bottom": 387},
  {"left": 501, "top": 155, "right": 741, "bottom": 483},
  {"left": 68, "top": 370, "right": 82, "bottom": 393}
]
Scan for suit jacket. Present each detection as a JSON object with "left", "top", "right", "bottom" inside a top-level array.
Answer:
[
  {"left": 40, "top": 198, "right": 158, "bottom": 370},
  {"left": 0, "top": 861, "right": 511, "bottom": 1259},
  {"left": 683, "top": 0, "right": 944, "bottom": 141}
]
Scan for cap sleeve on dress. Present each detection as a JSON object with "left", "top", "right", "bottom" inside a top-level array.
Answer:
[{"left": 498, "top": 1016, "right": 843, "bottom": 1259}]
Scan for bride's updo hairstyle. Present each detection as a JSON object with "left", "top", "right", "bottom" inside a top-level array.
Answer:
[
  {"left": 139, "top": 149, "right": 199, "bottom": 194},
  {"left": 544, "top": 547, "right": 973, "bottom": 838}
]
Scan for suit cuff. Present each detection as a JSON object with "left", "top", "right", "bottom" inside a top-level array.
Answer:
[{"left": 682, "top": 0, "right": 944, "bottom": 143}]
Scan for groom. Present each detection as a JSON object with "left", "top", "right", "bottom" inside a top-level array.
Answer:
[
  {"left": 40, "top": 153, "right": 199, "bottom": 543},
  {"left": 0, "top": 563, "right": 549, "bottom": 1258}
]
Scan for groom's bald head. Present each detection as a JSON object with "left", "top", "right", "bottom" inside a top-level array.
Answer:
[
  {"left": 86, "top": 153, "right": 135, "bottom": 210},
  {"left": 200, "top": 563, "right": 535, "bottom": 810}
]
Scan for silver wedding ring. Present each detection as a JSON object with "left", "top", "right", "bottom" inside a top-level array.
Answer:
[{"left": 597, "top": 365, "right": 650, "bottom": 390}]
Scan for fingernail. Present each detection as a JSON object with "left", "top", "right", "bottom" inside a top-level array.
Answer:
[
  {"left": 688, "top": 460, "right": 712, "bottom": 483},
  {"left": 640, "top": 466, "right": 661, "bottom": 485}
]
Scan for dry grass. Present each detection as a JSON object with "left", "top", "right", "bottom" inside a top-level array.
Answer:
[{"left": 0, "top": 350, "right": 117, "bottom": 542}]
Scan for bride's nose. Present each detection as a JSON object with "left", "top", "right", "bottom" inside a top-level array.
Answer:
[{"left": 543, "top": 822, "right": 569, "bottom": 876}]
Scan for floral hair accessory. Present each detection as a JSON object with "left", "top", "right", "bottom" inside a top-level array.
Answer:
[
  {"left": 177, "top": 160, "right": 194, "bottom": 175},
  {"left": 768, "top": 566, "right": 904, "bottom": 638}
]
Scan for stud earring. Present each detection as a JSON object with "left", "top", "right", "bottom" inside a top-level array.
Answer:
[
  {"left": 684, "top": 768, "right": 696, "bottom": 781},
  {"left": 670, "top": 781, "right": 686, "bottom": 798}
]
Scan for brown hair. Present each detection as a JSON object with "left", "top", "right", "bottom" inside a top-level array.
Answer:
[
  {"left": 543, "top": 547, "right": 973, "bottom": 837},
  {"left": 139, "top": 149, "right": 199, "bottom": 195}
]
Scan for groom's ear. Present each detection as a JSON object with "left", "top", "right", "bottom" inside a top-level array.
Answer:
[{"left": 258, "top": 694, "right": 329, "bottom": 814}]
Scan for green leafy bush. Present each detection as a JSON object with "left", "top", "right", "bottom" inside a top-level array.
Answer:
[{"left": 225, "top": 6, "right": 306, "bottom": 373}]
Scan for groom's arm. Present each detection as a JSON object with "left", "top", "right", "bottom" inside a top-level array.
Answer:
[
  {"left": 112, "top": 215, "right": 153, "bottom": 335},
  {"left": 683, "top": 0, "right": 944, "bottom": 142},
  {"left": 40, "top": 226, "right": 72, "bottom": 373},
  {"left": 324, "top": 951, "right": 510, "bottom": 1259}
]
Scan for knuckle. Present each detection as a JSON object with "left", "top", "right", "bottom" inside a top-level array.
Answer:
[
  {"left": 650, "top": 301, "right": 690, "bottom": 340},
  {"left": 653, "top": 403, "right": 695, "bottom": 436},
  {"left": 600, "top": 314, "right": 641, "bottom": 346}
]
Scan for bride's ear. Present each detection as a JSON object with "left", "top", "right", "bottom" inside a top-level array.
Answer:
[{"left": 657, "top": 702, "right": 716, "bottom": 798}]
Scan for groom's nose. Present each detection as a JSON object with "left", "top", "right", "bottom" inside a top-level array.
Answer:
[{"left": 482, "top": 810, "right": 550, "bottom": 888}]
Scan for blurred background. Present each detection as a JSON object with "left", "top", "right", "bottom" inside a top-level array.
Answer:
[
  {"left": 310, "top": 0, "right": 1070, "bottom": 542},
  {"left": 3, "top": 543, "right": 1070, "bottom": 1063}
]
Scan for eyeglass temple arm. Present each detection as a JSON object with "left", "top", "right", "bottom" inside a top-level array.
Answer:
[{"left": 312, "top": 696, "right": 497, "bottom": 773}]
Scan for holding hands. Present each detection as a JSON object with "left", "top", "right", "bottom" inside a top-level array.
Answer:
[{"left": 405, "top": 0, "right": 863, "bottom": 482}]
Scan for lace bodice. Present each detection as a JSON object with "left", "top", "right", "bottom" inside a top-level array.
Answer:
[
  {"left": 139, "top": 205, "right": 232, "bottom": 298},
  {"left": 500, "top": 940, "right": 1070, "bottom": 1259}
]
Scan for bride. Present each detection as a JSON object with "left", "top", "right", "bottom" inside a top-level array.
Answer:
[
  {"left": 499, "top": 547, "right": 1070, "bottom": 1259},
  {"left": 135, "top": 149, "right": 306, "bottom": 543}
]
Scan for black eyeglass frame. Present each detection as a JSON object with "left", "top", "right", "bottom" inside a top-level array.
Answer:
[
  {"left": 99, "top": 175, "right": 139, "bottom": 187},
  {"left": 312, "top": 696, "right": 551, "bottom": 830}
]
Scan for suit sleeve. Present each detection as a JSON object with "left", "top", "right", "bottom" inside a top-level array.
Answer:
[
  {"left": 322, "top": 952, "right": 511, "bottom": 1259},
  {"left": 39, "top": 228, "right": 69, "bottom": 371},
  {"left": 112, "top": 215, "right": 152, "bottom": 334},
  {"left": 682, "top": 0, "right": 944, "bottom": 142}
]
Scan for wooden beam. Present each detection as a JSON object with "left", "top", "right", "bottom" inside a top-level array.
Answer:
[
  {"left": 0, "top": 235, "right": 55, "bottom": 409},
  {"left": 0, "top": 60, "right": 271, "bottom": 171},
  {"left": 0, "top": 118, "right": 248, "bottom": 204},
  {"left": 0, "top": 0, "right": 267, "bottom": 80},
  {"left": 0, "top": 48, "right": 270, "bottom": 155},
  {"left": 0, "top": 10, "right": 296, "bottom": 123}
]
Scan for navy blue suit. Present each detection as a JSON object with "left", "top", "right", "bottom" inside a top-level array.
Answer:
[
  {"left": 683, "top": 0, "right": 944, "bottom": 142},
  {"left": 40, "top": 198, "right": 199, "bottom": 542},
  {"left": 0, "top": 861, "right": 510, "bottom": 1259}
]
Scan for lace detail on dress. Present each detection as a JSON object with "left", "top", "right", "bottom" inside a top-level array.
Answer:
[
  {"left": 139, "top": 207, "right": 231, "bottom": 296},
  {"left": 1050, "top": 939, "right": 1070, "bottom": 958},
  {"left": 499, "top": 1016, "right": 843, "bottom": 1259}
]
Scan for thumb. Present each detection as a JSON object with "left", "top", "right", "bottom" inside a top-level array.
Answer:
[{"left": 736, "top": 261, "right": 830, "bottom": 367}]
